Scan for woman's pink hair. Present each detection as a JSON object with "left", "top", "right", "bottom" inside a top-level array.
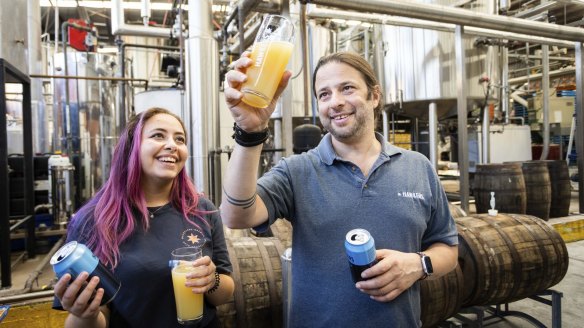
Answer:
[{"left": 72, "top": 107, "right": 206, "bottom": 268}]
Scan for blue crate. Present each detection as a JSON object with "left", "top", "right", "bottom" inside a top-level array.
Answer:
[
  {"left": 10, "top": 214, "right": 58, "bottom": 251},
  {"left": 557, "top": 90, "right": 576, "bottom": 97}
]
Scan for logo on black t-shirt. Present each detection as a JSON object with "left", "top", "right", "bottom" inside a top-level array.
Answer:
[{"left": 181, "top": 228, "right": 207, "bottom": 248}]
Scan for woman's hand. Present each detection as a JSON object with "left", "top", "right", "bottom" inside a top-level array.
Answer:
[
  {"left": 185, "top": 256, "right": 217, "bottom": 294},
  {"left": 54, "top": 272, "right": 105, "bottom": 321}
]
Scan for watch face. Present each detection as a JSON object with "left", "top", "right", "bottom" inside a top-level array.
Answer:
[{"left": 423, "top": 256, "right": 434, "bottom": 274}]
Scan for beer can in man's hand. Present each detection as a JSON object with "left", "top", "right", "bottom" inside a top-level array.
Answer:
[{"left": 345, "top": 229, "right": 377, "bottom": 283}]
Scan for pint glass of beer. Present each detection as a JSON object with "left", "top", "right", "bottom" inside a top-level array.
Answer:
[
  {"left": 241, "top": 15, "right": 295, "bottom": 108},
  {"left": 170, "top": 246, "right": 204, "bottom": 324}
]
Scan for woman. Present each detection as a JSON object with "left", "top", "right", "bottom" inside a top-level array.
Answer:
[{"left": 53, "top": 107, "right": 234, "bottom": 327}]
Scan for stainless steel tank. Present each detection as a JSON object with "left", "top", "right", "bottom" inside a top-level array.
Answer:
[
  {"left": 52, "top": 52, "right": 118, "bottom": 202},
  {"left": 382, "top": 0, "right": 499, "bottom": 119}
]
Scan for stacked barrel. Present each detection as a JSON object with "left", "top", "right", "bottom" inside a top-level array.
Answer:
[
  {"left": 420, "top": 205, "right": 569, "bottom": 327},
  {"left": 220, "top": 206, "right": 569, "bottom": 328},
  {"left": 473, "top": 160, "right": 572, "bottom": 220}
]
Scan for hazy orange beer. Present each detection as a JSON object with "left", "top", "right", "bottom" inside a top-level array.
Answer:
[
  {"left": 170, "top": 247, "right": 203, "bottom": 325},
  {"left": 241, "top": 15, "right": 295, "bottom": 109}
]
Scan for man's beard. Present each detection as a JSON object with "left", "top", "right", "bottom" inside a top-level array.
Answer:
[{"left": 323, "top": 111, "right": 368, "bottom": 141}]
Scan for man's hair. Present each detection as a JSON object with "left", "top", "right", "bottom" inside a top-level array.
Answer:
[
  {"left": 72, "top": 107, "right": 206, "bottom": 268},
  {"left": 312, "top": 51, "right": 384, "bottom": 118}
]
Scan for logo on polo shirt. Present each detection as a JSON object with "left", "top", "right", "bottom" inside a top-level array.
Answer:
[{"left": 398, "top": 191, "right": 425, "bottom": 200}]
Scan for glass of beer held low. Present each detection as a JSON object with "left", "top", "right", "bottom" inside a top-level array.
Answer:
[
  {"left": 241, "top": 15, "right": 295, "bottom": 108},
  {"left": 170, "top": 246, "right": 204, "bottom": 325}
]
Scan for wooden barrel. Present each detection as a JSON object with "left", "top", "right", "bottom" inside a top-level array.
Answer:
[
  {"left": 448, "top": 203, "right": 467, "bottom": 218},
  {"left": 506, "top": 161, "right": 551, "bottom": 220},
  {"left": 268, "top": 219, "right": 292, "bottom": 249},
  {"left": 543, "top": 160, "right": 572, "bottom": 218},
  {"left": 223, "top": 226, "right": 252, "bottom": 239},
  {"left": 217, "top": 237, "right": 285, "bottom": 328},
  {"left": 473, "top": 163, "right": 526, "bottom": 214},
  {"left": 456, "top": 213, "right": 569, "bottom": 307},
  {"left": 420, "top": 265, "right": 464, "bottom": 328},
  {"left": 231, "top": 219, "right": 293, "bottom": 250}
]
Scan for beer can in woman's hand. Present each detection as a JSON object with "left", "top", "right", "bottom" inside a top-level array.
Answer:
[{"left": 51, "top": 241, "right": 121, "bottom": 305}]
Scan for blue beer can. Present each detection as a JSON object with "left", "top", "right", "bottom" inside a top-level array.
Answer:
[
  {"left": 50, "top": 241, "right": 121, "bottom": 305},
  {"left": 345, "top": 229, "right": 377, "bottom": 283}
]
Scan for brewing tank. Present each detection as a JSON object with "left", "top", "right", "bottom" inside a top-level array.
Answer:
[
  {"left": 382, "top": 0, "right": 499, "bottom": 119},
  {"left": 52, "top": 51, "right": 118, "bottom": 202}
]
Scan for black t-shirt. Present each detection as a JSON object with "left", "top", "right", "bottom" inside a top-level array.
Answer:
[{"left": 53, "top": 198, "right": 232, "bottom": 328}]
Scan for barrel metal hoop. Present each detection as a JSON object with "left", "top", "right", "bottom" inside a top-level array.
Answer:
[
  {"left": 456, "top": 218, "right": 487, "bottom": 305},
  {"left": 226, "top": 237, "right": 247, "bottom": 328},
  {"left": 521, "top": 215, "right": 569, "bottom": 285},
  {"left": 483, "top": 214, "right": 524, "bottom": 302},
  {"left": 508, "top": 214, "right": 551, "bottom": 293},
  {"left": 256, "top": 238, "right": 282, "bottom": 325}
]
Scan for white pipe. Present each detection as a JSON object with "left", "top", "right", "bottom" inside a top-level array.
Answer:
[
  {"left": 508, "top": 67, "right": 576, "bottom": 85},
  {"left": 111, "top": 0, "right": 171, "bottom": 37},
  {"left": 307, "top": 7, "right": 574, "bottom": 48},
  {"left": 309, "top": 0, "right": 584, "bottom": 42},
  {"left": 429, "top": 102, "right": 438, "bottom": 169},
  {"left": 28, "top": 0, "right": 48, "bottom": 153},
  {"left": 141, "top": 0, "right": 151, "bottom": 26},
  {"left": 187, "top": 0, "right": 216, "bottom": 194},
  {"left": 510, "top": 86, "right": 529, "bottom": 109}
]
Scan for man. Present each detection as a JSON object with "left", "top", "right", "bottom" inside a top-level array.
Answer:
[{"left": 221, "top": 51, "right": 458, "bottom": 327}]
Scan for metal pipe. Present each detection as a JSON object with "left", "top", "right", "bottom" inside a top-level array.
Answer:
[
  {"left": 382, "top": 110, "right": 389, "bottom": 141},
  {"left": 229, "top": 16, "right": 262, "bottom": 54},
  {"left": 178, "top": 4, "right": 185, "bottom": 88},
  {"left": 111, "top": 0, "right": 171, "bottom": 37},
  {"left": 306, "top": 7, "right": 574, "bottom": 48},
  {"left": 575, "top": 42, "right": 584, "bottom": 212},
  {"left": 300, "top": 2, "right": 312, "bottom": 117},
  {"left": 455, "top": 25, "right": 470, "bottom": 214},
  {"left": 540, "top": 44, "right": 550, "bottom": 160},
  {"left": 30, "top": 74, "right": 149, "bottom": 88},
  {"left": 61, "top": 21, "right": 92, "bottom": 156},
  {"left": 508, "top": 54, "right": 574, "bottom": 61},
  {"left": 28, "top": 0, "right": 47, "bottom": 154},
  {"left": 372, "top": 23, "right": 387, "bottom": 139},
  {"left": 508, "top": 67, "right": 576, "bottom": 85},
  {"left": 482, "top": 104, "right": 490, "bottom": 163},
  {"left": 513, "top": 1, "right": 558, "bottom": 18},
  {"left": 307, "top": 0, "right": 584, "bottom": 42},
  {"left": 0, "top": 236, "right": 64, "bottom": 298},
  {"left": 0, "top": 290, "right": 55, "bottom": 304},
  {"left": 557, "top": 0, "right": 584, "bottom": 5},
  {"left": 429, "top": 102, "right": 438, "bottom": 169},
  {"left": 117, "top": 42, "right": 180, "bottom": 129},
  {"left": 187, "top": 0, "right": 217, "bottom": 194},
  {"left": 502, "top": 46, "right": 510, "bottom": 124},
  {"left": 234, "top": 0, "right": 263, "bottom": 54},
  {"left": 9, "top": 215, "right": 33, "bottom": 232},
  {"left": 122, "top": 43, "right": 181, "bottom": 52},
  {"left": 116, "top": 37, "right": 127, "bottom": 134}
]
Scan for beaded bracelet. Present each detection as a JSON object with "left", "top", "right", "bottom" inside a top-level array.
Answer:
[
  {"left": 232, "top": 123, "right": 269, "bottom": 147},
  {"left": 207, "top": 271, "right": 220, "bottom": 294}
]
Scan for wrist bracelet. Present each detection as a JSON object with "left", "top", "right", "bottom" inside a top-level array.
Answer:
[
  {"left": 232, "top": 123, "right": 269, "bottom": 147},
  {"left": 207, "top": 271, "right": 220, "bottom": 294}
]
